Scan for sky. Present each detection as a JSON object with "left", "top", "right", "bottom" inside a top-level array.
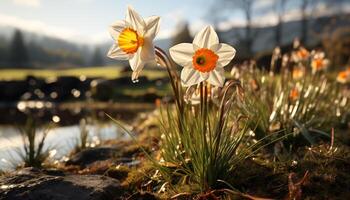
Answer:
[
  {"left": 0, "top": 0, "right": 217, "bottom": 44},
  {"left": 0, "top": 0, "right": 349, "bottom": 45}
]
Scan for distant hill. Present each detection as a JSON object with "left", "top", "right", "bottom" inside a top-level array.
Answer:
[
  {"left": 0, "top": 26, "right": 119, "bottom": 68},
  {"left": 113, "top": 13, "right": 349, "bottom": 58},
  {"left": 0, "top": 12, "right": 349, "bottom": 68},
  {"left": 219, "top": 13, "right": 350, "bottom": 58},
  {"left": 0, "top": 26, "right": 84, "bottom": 52}
]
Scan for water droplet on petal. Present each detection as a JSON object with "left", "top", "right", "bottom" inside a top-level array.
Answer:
[{"left": 131, "top": 71, "right": 141, "bottom": 83}]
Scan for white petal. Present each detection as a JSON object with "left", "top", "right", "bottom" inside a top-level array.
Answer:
[
  {"left": 213, "top": 43, "right": 236, "bottom": 67},
  {"left": 208, "top": 68, "right": 225, "bottom": 87},
  {"left": 129, "top": 49, "right": 145, "bottom": 71},
  {"left": 109, "top": 20, "right": 126, "bottom": 41},
  {"left": 200, "top": 72, "right": 209, "bottom": 80},
  {"left": 132, "top": 70, "right": 142, "bottom": 81},
  {"left": 181, "top": 67, "right": 203, "bottom": 87},
  {"left": 169, "top": 43, "right": 195, "bottom": 67},
  {"left": 126, "top": 6, "right": 145, "bottom": 34},
  {"left": 141, "top": 39, "right": 155, "bottom": 62},
  {"left": 193, "top": 25, "right": 219, "bottom": 49},
  {"left": 144, "top": 16, "right": 160, "bottom": 40},
  {"left": 107, "top": 44, "right": 130, "bottom": 60}
]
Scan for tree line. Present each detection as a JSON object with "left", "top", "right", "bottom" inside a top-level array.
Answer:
[
  {"left": 210, "top": 0, "right": 348, "bottom": 56},
  {"left": 0, "top": 29, "right": 105, "bottom": 68}
]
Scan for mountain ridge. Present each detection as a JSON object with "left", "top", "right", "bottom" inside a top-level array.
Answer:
[{"left": 0, "top": 12, "right": 349, "bottom": 68}]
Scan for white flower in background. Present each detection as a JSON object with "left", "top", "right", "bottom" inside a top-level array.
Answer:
[
  {"left": 336, "top": 67, "right": 350, "bottom": 84},
  {"left": 311, "top": 51, "right": 329, "bottom": 74},
  {"left": 292, "top": 46, "right": 310, "bottom": 62},
  {"left": 169, "top": 26, "right": 236, "bottom": 87},
  {"left": 107, "top": 6, "right": 160, "bottom": 81}
]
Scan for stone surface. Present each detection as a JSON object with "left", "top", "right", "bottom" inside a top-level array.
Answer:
[
  {"left": 66, "top": 147, "right": 118, "bottom": 168},
  {"left": 0, "top": 168, "right": 123, "bottom": 200}
]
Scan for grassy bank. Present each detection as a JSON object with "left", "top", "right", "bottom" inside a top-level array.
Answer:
[{"left": 0, "top": 66, "right": 168, "bottom": 81}]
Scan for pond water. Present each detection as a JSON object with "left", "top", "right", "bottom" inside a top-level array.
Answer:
[{"left": 0, "top": 123, "right": 128, "bottom": 171}]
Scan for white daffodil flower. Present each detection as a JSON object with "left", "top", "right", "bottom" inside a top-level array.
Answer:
[
  {"left": 169, "top": 26, "right": 236, "bottom": 87},
  {"left": 107, "top": 6, "right": 160, "bottom": 81},
  {"left": 311, "top": 51, "right": 329, "bottom": 74}
]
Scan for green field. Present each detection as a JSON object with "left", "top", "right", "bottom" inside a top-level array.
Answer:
[{"left": 0, "top": 66, "right": 168, "bottom": 81}]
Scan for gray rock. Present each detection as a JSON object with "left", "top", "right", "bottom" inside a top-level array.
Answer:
[
  {"left": 66, "top": 147, "right": 118, "bottom": 168},
  {"left": 0, "top": 168, "right": 123, "bottom": 200}
]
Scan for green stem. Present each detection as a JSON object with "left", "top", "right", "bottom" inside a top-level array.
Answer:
[{"left": 155, "top": 46, "right": 185, "bottom": 135}]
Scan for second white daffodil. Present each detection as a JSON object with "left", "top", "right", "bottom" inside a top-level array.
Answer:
[
  {"left": 170, "top": 26, "right": 236, "bottom": 87},
  {"left": 107, "top": 6, "right": 160, "bottom": 81}
]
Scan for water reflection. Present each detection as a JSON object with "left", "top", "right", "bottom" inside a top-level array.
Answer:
[
  {"left": 17, "top": 101, "right": 53, "bottom": 112},
  {"left": 0, "top": 123, "right": 127, "bottom": 170}
]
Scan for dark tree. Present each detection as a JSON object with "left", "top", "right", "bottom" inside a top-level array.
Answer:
[
  {"left": 171, "top": 22, "right": 193, "bottom": 46},
  {"left": 238, "top": 0, "right": 254, "bottom": 55},
  {"left": 275, "top": 0, "right": 287, "bottom": 46},
  {"left": 0, "top": 38, "right": 8, "bottom": 67},
  {"left": 211, "top": 0, "right": 256, "bottom": 56},
  {"left": 300, "top": 0, "right": 309, "bottom": 44},
  {"left": 10, "top": 29, "right": 29, "bottom": 67},
  {"left": 90, "top": 47, "right": 104, "bottom": 66}
]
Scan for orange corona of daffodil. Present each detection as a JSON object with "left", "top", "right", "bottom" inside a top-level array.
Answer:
[
  {"left": 312, "top": 58, "right": 324, "bottom": 70},
  {"left": 289, "top": 88, "right": 299, "bottom": 101},
  {"left": 297, "top": 47, "right": 309, "bottom": 59},
  {"left": 292, "top": 47, "right": 309, "bottom": 62},
  {"left": 336, "top": 67, "right": 350, "bottom": 84},
  {"left": 192, "top": 49, "right": 219, "bottom": 73},
  {"left": 311, "top": 52, "right": 329, "bottom": 73},
  {"left": 292, "top": 67, "right": 304, "bottom": 80},
  {"left": 117, "top": 28, "right": 144, "bottom": 54},
  {"left": 250, "top": 79, "right": 259, "bottom": 91},
  {"left": 155, "top": 98, "right": 161, "bottom": 107}
]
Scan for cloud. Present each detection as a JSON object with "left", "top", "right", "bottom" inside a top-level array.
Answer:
[
  {"left": 189, "top": 19, "right": 210, "bottom": 35},
  {"left": 157, "top": 29, "right": 176, "bottom": 40},
  {"left": 0, "top": 9, "right": 193, "bottom": 45},
  {"left": 0, "top": 13, "right": 95, "bottom": 44},
  {"left": 13, "top": 0, "right": 41, "bottom": 8},
  {"left": 157, "top": 8, "right": 216, "bottom": 39},
  {"left": 218, "top": 19, "right": 245, "bottom": 31},
  {"left": 89, "top": 31, "right": 111, "bottom": 44},
  {"left": 254, "top": 0, "right": 274, "bottom": 10},
  {"left": 217, "top": 1, "right": 350, "bottom": 31},
  {"left": 157, "top": 8, "right": 186, "bottom": 39}
]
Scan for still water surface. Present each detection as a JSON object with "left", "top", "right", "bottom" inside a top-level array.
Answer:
[{"left": 0, "top": 123, "right": 126, "bottom": 171}]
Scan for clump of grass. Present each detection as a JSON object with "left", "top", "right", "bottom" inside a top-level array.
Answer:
[
  {"left": 156, "top": 81, "right": 286, "bottom": 193},
  {"left": 109, "top": 47, "right": 287, "bottom": 196},
  {"left": 161, "top": 82, "right": 242, "bottom": 189},
  {"left": 16, "top": 118, "right": 53, "bottom": 168},
  {"left": 74, "top": 118, "right": 89, "bottom": 152},
  {"left": 235, "top": 46, "right": 349, "bottom": 153}
]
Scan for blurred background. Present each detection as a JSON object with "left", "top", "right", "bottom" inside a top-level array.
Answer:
[{"left": 0, "top": 0, "right": 349, "bottom": 124}]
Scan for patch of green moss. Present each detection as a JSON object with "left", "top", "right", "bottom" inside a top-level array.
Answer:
[
  {"left": 122, "top": 161, "right": 155, "bottom": 191},
  {"left": 106, "top": 165, "right": 130, "bottom": 181},
  {"left": 293, "top": 144, "right": 350, "bottom": 199}
]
